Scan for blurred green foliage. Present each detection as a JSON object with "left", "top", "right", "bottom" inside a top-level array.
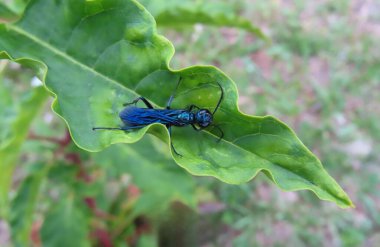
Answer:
[{"left": 0, "top": 0, "right": 379, "bottom": 246}]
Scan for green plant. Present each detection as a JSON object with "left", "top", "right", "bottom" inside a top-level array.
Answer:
[{"left": 0, "top": 0, "right": 356, "bottom": 246}]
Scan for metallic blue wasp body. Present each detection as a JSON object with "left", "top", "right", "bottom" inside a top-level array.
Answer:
[
  {"left": 119, "top": 107, "right": 191, "bottom": 127},
  {"left": 93, "top": 78, "right": 223, "bottom": 156}
]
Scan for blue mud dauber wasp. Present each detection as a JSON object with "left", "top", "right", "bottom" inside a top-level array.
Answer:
[{"left": 92, "top": 77, "right": 224, "bottom": 156}]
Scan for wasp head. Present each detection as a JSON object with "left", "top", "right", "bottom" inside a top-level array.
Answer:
[{"left": 195, "top": 109, "right": 213, "bottom": 127}]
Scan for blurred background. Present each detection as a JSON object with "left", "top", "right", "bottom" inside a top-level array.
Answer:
[{"left": 1, "top": 0, "right": 379, "bottom": 246}]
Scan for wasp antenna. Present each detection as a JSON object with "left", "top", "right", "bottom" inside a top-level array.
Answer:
[
  {"left": 172, "top": 75, "right": 183, "bottom": 95},
  {"left": 212, "top": 81, "right": 224, "bottom": 115},
  {"left": 166, "top": 76, "right": 183, "bottom": 109}
]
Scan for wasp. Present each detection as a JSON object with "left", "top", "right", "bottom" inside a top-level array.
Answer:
[{"left": 93, "top": 77, "right": 224, "bottom": 156}]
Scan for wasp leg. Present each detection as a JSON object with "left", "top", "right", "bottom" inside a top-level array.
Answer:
[
  {"left": 191, "top": 124, "right": 202, "bottom": 131},
  {"left": 190, "top": 124, "right": 224, "bottom": 142},
  {"left": 123, "top": 97, "right": 154, "bottom": 109},
  {"left": 211, "top": 125, "right": 224, "bottom": 142},
  {"left": 188, "top": 104, "right": 200, "bottom": 112},
  {"left": 212, "top": 81, "right": 224, "bottom": 115},
  {"left": 166, "top": 76, "right": 182, "bottom": 109},
  {"left": 167, "top": 126, "right": 182, "bottom": 157}
]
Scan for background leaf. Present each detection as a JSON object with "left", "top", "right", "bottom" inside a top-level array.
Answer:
[
  {"left": 0, "top": 69, "right": 48, "bottom": 217},
  {"left": 40, "top": 194, "right": 91, "bottom": 247},
  {"left": 139, "top": 0, "right": 266, "bottom": 39},
  {"left": 0, "top": 0, "right": 29, "bottom": 16},
  {"left": 0, "top": 0, "right": 352, "bottom": 209},
  {"left": 94, "top": 134, "right": 196, "bottom": 216},
  {"left": 0, "top": 0, "right": 266, "bottom": 39},
  {"left": 10, "top": 163, "right": 50, "bottom": 247},
  {"left": 0, "top": 3, "right": 18, "bottom": 22}
]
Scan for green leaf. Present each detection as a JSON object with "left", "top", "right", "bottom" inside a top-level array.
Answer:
[
  {"left": 0, "top": 73, "right": 48, "bottom": 217},
  {"left": 40, "top": 194, "right": 90, "bottom": 247},
  {"left": 139, "top": 0, "right": 267, "bottom": 40},
  {"left": 10, "top": 163, "right": 50, "bottom": 247},
  {"left": 0, "top": 0, "right": 353, "bottom": 208}
]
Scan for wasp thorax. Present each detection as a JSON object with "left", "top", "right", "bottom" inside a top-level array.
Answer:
[{"left": 178, "top": 112, "right": 194, "bottom": 122}]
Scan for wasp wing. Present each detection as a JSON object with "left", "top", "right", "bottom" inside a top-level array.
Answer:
[{"left": 119, "top": 107, "right": 186, "bottom": 126}]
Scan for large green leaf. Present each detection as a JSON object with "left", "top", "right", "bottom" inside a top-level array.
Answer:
[
  {"left": 0, "top": 0, "right": 353, "bottom": 208},
  {"left": 0, "top": 72, "right": 48, "bottom": 217}
]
